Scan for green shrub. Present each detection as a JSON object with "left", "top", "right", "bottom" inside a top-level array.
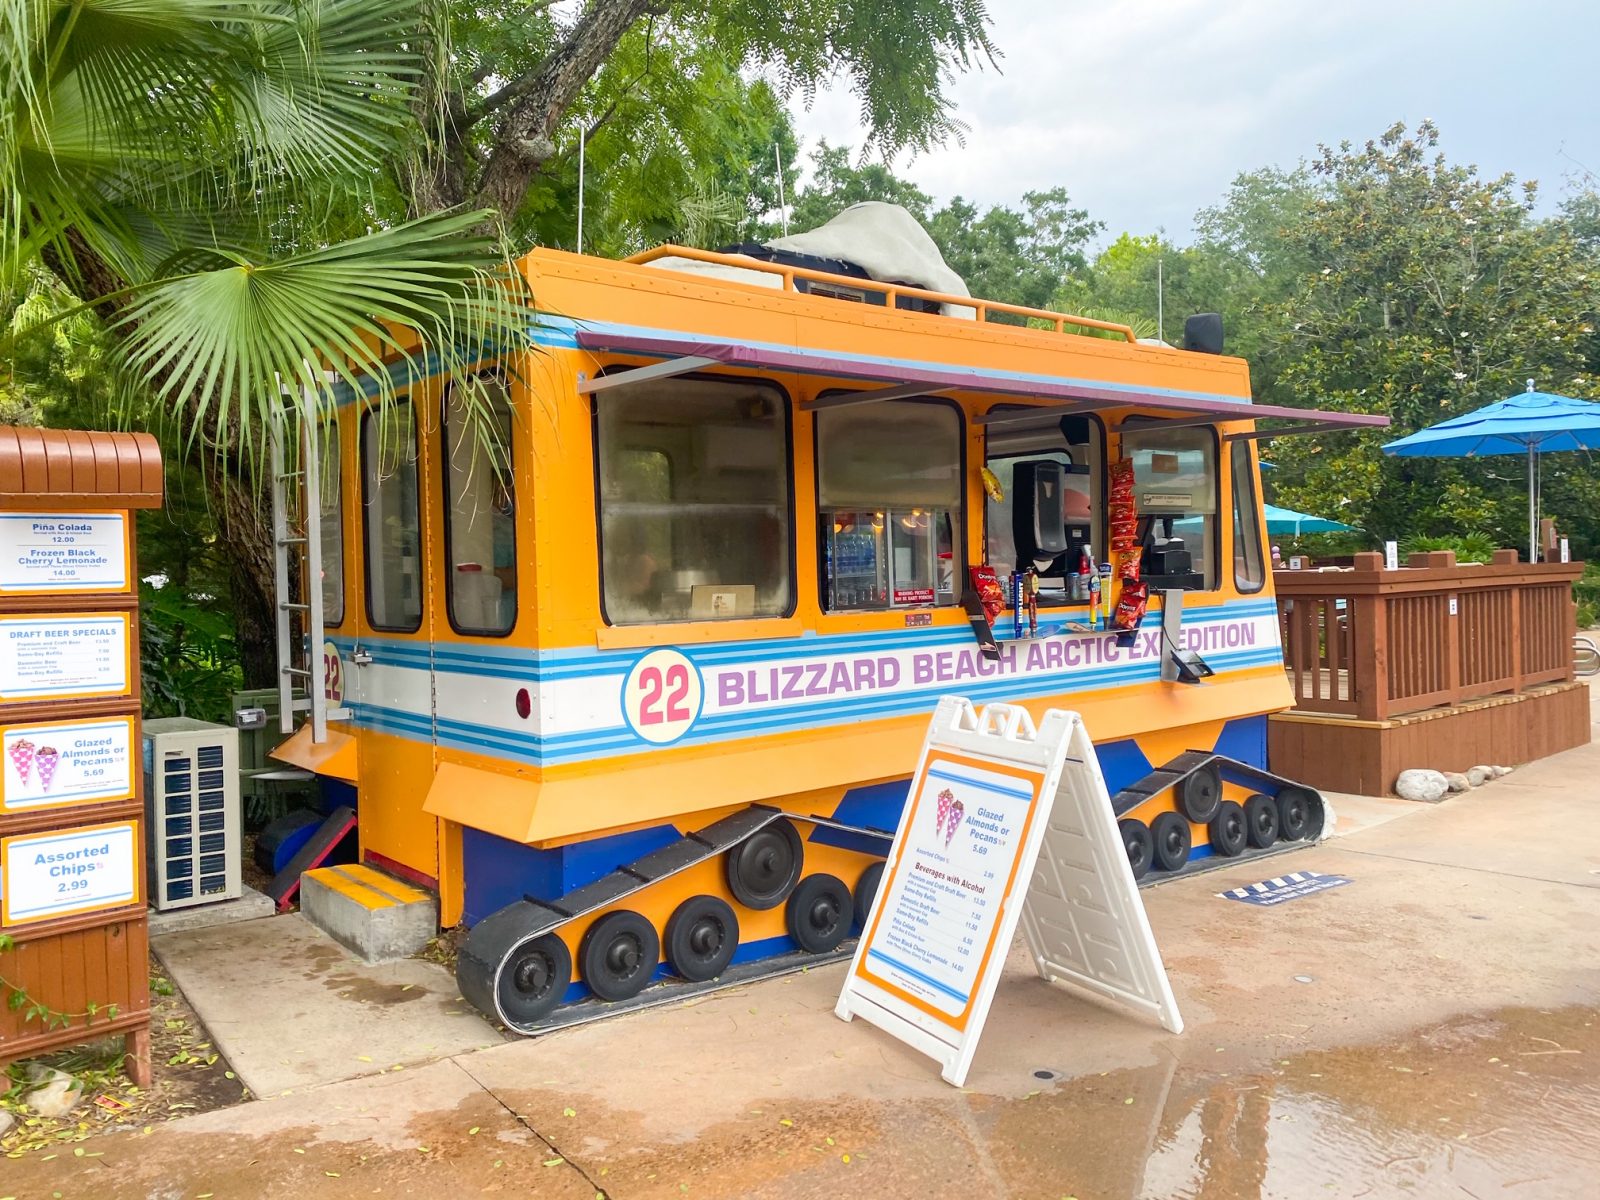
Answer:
[
  {"left": 140, "top": 581, "right": 243, "bottom": 723},
  {"left": 1399, "top": 533, "right": 1499, "bottom": 563}
]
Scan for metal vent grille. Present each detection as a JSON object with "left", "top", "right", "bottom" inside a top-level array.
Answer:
[{"left": 144, "top": 721, "right": 242, "bottom": 911}]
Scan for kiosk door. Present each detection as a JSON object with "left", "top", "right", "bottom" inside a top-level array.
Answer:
[{"left": 352, "top": 399, "right": 441, "bottom": 885}]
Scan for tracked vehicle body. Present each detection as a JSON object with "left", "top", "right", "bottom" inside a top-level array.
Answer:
[{"left": 273, "top": 232, "right": 1377, "bottom": 1030}]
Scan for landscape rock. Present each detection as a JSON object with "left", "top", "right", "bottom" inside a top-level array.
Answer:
[
  {"left": 1466, "top": 766, "right": 1492, "bottom": 787},
  {"left": 24, "top": 1065, "right": 84, "bottom": 1118},
  {"left": 0, "top": 1107, "right": 14, "bottom": 1138},
  {"left": 1444, "top": 771, "right": 1472, "bottom": 793},
  {"left": 1396, "top": 768, "right": 1450, "bottom": 802},
  {"left": 1491, "top": 765, "right": 1513, "bottom": 777}
]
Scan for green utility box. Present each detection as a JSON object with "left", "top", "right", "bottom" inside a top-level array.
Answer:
[{"left": 232, "top": 687, "right": 319, "bottom": 822}]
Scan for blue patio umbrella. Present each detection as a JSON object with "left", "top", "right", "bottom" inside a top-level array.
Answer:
[
  {"left": 1382, "top": 381, "right": 1600, "bottom": 561},
  {"left": 1263, "top": 503, "right": 1355, "bottom": 536}
]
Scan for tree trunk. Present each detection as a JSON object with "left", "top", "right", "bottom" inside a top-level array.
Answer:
[
  {"left": 220, "top": 479, "right": 279, "bottom": 689},
  {"left": 472, "top": 0, "right": 656, "bottom": 218}
]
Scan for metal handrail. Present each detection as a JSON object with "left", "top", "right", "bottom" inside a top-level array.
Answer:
[
  {"left": 625, "top": 244, "right": 1139, "bottom": 342},
  {"left": 1576, "top": 635, "right": 1600, "bottom": 677}
]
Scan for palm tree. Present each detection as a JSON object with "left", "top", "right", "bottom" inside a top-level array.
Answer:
[{"left": 2, "top": 0, "right": 527, "bottom": 680}]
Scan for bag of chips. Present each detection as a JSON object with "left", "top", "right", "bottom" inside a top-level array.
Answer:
[
  {"left": 969, "top": 565, "right": 1007, "bottom": 625},
  {"left": 1109, "top": 459, "right": 1135, "bottom": 503},
  {"left": 1113, "top": 580, "right": 1148, "bottom": 631},
  {"left": 1110, "top": 514, "right": 1139, "bottom": 552}
]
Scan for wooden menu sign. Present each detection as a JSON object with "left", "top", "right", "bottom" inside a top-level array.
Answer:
[{"left": 0, "top": 427, "right": 162, "bottom": 1086}]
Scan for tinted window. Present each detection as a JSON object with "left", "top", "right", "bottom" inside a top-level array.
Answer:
[
  {"left": 362, "top": 404, "right": 422, "bottom": 631},
  {"left": 316, "top": 419, "right": 343, "bottom": 626},
  {"left": 598, "top": 377, "right": 791, "bottom": 624},
  {"left": 817, "top": 400, "right": 963, "bottom": 610},
  {"left": 444, "top": 376, "right": 517, "bottom": 634},
  {"left": 1231, "top": 440, "right": 1266, "bottom": 593}
]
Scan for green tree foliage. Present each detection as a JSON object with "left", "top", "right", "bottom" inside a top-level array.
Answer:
[
  {"left": 5, "top": 0, "right": 998, "bottom": 686},
  {"left": 775, "top": 145, "right": 1101, "bottom": 318},
  {"left": 408, "top": 0, "right": 995, "bottom": 222},
  {"left": 1259, "top": 122, "right": 1600, "bottom": 553},
  {"left": 928, "top": 188, "right": 1099, "bottom": 317},
  {"left": 781, "top": 141, "right": 935, "bottom": 232}
]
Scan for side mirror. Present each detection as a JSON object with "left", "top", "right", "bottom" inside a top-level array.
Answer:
[
  {"left": 1012, "top": 460, "right": 1068, "bottom": 563},
  {"left": 1183, "top": 313, "right": 1224, "bottom": 355}
]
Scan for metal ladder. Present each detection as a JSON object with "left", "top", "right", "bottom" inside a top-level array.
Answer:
[{"left": 269, "top": 378, "right": 344, "bottom": 742}]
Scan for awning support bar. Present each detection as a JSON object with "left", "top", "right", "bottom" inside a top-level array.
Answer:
[
  {"left": 577, "top": 356, "right": 719, "bottom": 395},
  {"left": 974, "top": 400, "right": 1114, "bottom": 427},
  {"left": 800, "top": 383, "right": 954, "bottom": 411},
  {"left": 1113, "top": 413, "right": 1240, "bottom": 434},
  {"left": 1224, "top": 421, "right": 1363, "bottom": 443}
]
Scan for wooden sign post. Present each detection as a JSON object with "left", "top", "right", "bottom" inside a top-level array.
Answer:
[{"left": 0, "top": 428, "right": 163, "bottom": 1085}]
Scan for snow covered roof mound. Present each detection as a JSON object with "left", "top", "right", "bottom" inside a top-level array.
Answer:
[{"left": 764, "top": 201, "right": 971, "bottom": 308}]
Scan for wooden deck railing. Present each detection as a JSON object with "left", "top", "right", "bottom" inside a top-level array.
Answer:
[{"left": 1274, "top": 550, "right": 1581, "bottom": 720}]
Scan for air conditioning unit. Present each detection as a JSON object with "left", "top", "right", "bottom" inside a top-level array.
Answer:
[{"left": 142, "top": 718, "right": 242, "bottom": 911}]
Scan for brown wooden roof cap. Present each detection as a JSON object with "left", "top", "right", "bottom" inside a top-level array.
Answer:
[{"left": 0, "top": 426, "right": 163, "bottom": 509}]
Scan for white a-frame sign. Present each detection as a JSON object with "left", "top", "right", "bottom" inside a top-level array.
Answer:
[{"left": 836, "top": 697, "right": 1183, "bottom": 1087}]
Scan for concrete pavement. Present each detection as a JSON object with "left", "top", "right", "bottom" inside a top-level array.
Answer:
[{"left": 11, "top": 692, "right": 1599, "bottom": 1199}]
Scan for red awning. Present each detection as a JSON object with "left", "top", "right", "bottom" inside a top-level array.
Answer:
[{"left": 573, "top": 328, "right": 1389, "bottom": 438}]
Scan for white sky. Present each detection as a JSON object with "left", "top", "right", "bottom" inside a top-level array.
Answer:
[{"left": 782, "top": 0, "right": 1599, "bottom": 242}]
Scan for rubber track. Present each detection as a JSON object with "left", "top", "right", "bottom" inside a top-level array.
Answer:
[
  {"left": 1113, "top": 751, "right": 1329, "bottom": 886},
  {"left": 457, "top": 805, "right": 893, "bottom": 1034}
]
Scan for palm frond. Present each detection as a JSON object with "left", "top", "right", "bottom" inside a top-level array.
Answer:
[
  {"left": 111, "top": 209, "right": 529, "bottom": 469},
  {"left": 2, "top": 0, "right": 440, "bottom": 293}
]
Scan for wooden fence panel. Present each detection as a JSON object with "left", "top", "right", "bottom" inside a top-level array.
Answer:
[{"left": 1275, "top": 553, "right": 1582, "bottom": 720}]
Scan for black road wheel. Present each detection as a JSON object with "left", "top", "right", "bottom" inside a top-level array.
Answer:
[
  {"left": 665, "top": 895, "right": 738, "bottom": 982},
  {"left": 1244, "top": 793, "right": 1279, "bottom": 849},
  {"left": 1119, "top": 818, "right": 1154, "bottom": 880},
  {"left": 1176, "top": 765, "right": 1223, "bottom": 824},
  {"left": 1208, "top": 799, "right": 1247, "bottom": 857},
  {"left": 1276, "top": 786, "right": 1319, "bottom": 842},
  {"left": 579, "top": 910, "right": 659, "bottom": 1002},
  {"left": 496, "top": 933, "right": 571, "bottom": 1027},
  {"left": 1150, "top": 811, "right": 1192, "bottom": 872},
  {"left": 853, "top": 861, "right": 886, "bottom": 929},
  {"left": 726, "top": 818, "right": 803, "bottom": 910},
  {"left": 786, "top": 873, "right": 851, "bottom": 954}
]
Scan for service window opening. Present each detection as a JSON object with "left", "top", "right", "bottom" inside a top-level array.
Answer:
[
  {"left": 817, "top": 399, "right": 963, "bottom": 611},
  {"left": 1119, "top": 422, "right": 1219, "bottom": 591},
  {"left": 597, "top": 376, "right": 793, "bottom": 625},
  {"left": 984, "top": 411, "right": 1104, "bottom": 605}
]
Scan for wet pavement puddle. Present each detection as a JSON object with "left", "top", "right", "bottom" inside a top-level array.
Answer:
[{"left": 11, "top": 1005, "right": 1599, "bottom": 1199}]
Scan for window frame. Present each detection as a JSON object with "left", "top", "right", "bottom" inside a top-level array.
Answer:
[
  {"left": 981, "top": 404, "right": 1108, "bottom": 604},
  {"left": 441, "top": 371, "right": 519, "bottom": 638},
  {"left": 1230, "top": 439, "right": 1267, "bottom": 594},
  {"left": 812, "top": 392, "right": 968, "bottom": 613},
  {"left": 360, "top": 399, "right": 424, "bottom": 634},
  {"left": 590, "top": 368, "right": 798, "bottom": 628},
  {"left": 317, "top": 415, "right": 345, "bottom": 628},
  {"left": 1118, "top": 418, "right": 1222, "bottom": 593}
]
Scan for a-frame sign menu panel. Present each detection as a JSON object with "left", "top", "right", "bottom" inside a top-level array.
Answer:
[
  {"left": 1018, "top": 726, "right": 1184, "bottom": 1036},
  {"left": 836, "top": 697, "right": 1182, "bottom": 1087}
]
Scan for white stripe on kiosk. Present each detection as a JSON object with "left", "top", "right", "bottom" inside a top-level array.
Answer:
[{"left": 836, "top": 697, "right": 1183, "bottom": 1086}]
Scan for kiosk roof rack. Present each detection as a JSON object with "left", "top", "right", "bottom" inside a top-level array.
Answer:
[{"left": 627, "top": 243, "right": 1140, "bottom": 341}]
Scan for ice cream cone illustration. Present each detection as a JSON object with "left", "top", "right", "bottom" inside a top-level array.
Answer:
[
  {"left": 35, "top": 746, "right": 59, "bottom": 792},
  {"left": 945, "top": 799, "right": 965, "bottom": 848},
  {"left": 935, "top": 788, "right": 955, "bottom": 840},
  {"left": 8, "top": 738, "right": 35, "bottom": 786}
]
